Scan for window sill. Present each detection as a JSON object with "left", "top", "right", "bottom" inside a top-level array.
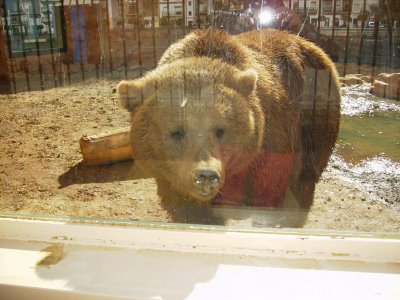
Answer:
[{"left": 0, "top": 216, "right": 399, "bottom": 299}]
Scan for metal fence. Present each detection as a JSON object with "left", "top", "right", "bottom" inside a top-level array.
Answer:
[{"left": 1, "top": 0, "right": 399, "bottom": 94}]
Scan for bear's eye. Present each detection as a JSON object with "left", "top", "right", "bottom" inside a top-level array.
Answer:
[
  {"left": 215, "top": 127, "right": 225, "bottom": 142},
  {"left": 170, "top": 128, "right": 185, "bottom": 142}
]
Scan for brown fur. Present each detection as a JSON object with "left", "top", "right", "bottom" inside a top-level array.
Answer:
[{"left": 117, "top": 29, "right": 340, "bottom": 225}]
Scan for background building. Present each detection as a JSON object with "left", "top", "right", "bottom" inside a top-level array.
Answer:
[
  {"left": 1, "top": 0, "right": 399, "bottom": 93},
  {"left": 284, "top": 0, "right": 384, "bottom": 28},
  {"left": 3, "top": 0, "right": 64, "bottom": 54}
]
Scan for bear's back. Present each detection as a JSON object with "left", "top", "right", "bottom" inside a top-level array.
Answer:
[
  {"left": 158, "top": 29, "right": 256, "bottom": 70},
  {"left": 158, "top": 29, "right": 339, "bottom": 104}
]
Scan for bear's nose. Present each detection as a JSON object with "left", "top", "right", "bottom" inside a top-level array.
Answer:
[
  {"left": 192, "top": 169, "right": 221, "bottom": 199},
  {"left": 193, "top": 170, "right": 220, "bottom": 186}
]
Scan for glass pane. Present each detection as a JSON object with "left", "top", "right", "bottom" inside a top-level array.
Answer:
[{"left": 0, "top": 0, "right": 399, "bottom": 233}]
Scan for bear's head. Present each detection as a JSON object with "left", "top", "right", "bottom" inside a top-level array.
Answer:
[{"left": 117, "top": 58, "right": 264, "bottom": 202}]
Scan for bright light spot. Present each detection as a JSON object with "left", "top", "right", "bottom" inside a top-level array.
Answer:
[{"left": 259, "top": 9, "right": 274, "bottom": 25}]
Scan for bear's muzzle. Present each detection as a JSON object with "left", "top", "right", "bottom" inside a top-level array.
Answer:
[{"left": 192, "top": 169, "right": 221, "bottom": 199}]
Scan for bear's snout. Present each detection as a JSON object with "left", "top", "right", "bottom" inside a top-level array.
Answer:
[{"left": 192, "top": 169, "right": 221, "bottom": 199}]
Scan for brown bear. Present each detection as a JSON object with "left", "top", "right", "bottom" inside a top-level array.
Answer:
[{"left": 117, "top": 29, "right": 340, "bottom": 226}]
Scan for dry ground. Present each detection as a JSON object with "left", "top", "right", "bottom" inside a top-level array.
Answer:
[{"left": 0, "top": 80, "right": 399, "bottom": 232}]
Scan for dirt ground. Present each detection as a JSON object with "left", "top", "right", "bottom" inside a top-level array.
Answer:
[{"left": 0, "top": 80, "right": 399, "bottom": 233}]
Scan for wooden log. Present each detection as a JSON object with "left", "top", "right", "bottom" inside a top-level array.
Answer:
[{"left": 79, "top": 127, "right": 133, "bottom": 166}]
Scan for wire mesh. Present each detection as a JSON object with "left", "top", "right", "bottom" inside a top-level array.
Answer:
[{"left": 0, "top": 0, "right": 399, "bottom": 93}]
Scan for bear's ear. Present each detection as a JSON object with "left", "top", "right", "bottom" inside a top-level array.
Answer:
[
  {"left": 117, "top": 78, "right": 156, "bottom": 112},
  {"left": 231, "top": 69, "right": 258, "bottom": 96}
]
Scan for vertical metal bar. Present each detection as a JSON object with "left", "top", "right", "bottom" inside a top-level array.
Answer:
[
  {"left": 92, "top": 0, "right": 100, "bottom": 80},
  {"left": 135, "top": 0, "right": 143, "bottom": 76},
  {"left": 63, "top": 2, "right": 71, "bottom": 85},
  {"left": 75, "top": 0, "right": 85, "bottom": 82},
  {"left": 96, "top": 1, "right": 106, "bottom": 78},
  {"left": 312, "top": 0, "right": 323, "bottom": 132},
  {"left": 0, "top": 4, "right": 13, "bottom": 94},
  {"left": 95, "top": 58, "right": 99, "bottom": 78},
  {"left": 151, "top": 0, "right": 157, "bottom": 67},
  {"left": 89, "top": 0, "right": 100, "bottom": 80},
  {"left": 357, "top": 0, "right": 367, "bottom": 73},
  {"left": 326, "top": 69, "right": 334, "bottom": 137},
  {"left": 93, "top": 0, "right": 100, "bottom": 81},
  {"left": 371, "top": 16, "right": 380, "bottom": 77},
  {"left": 182, "top": 0, "right": 185, "bottom": 33},
  {"left": 90, "top": 0, "right": 100, "bottom": 79},
  {"left": 45, "top": 0, "right": 58, "bottom": 87},
  {"left": 316, "top": 0, "right": 322, "bottom": 39},
  {"left": 381, "top": 0, "right": 393, "bottom": 69},
  {"left": 343, "top": 0, "right": 353, "bottom": 76},
  {"left": 119, "top": 0, "right": 128, "bottom": 78},
  {"left": 105, "top": 0, "right": 113, "bottom": 77},
  {"left": 331, "top": 0, "right": 337, "bottom": 39},
  {"left": 166, "top": 0, "right": 171, "bottom": 45},
  {"left": 196, "top": 0, "right": 200, "bottom": 29},
  {"left": 96, "top": 2, "right": 104, "bottom": 77},
  {"left": 325, "top": 98, "right": 331, "bottom": 142},
  {"left": 311, "top": 68, "right": 318, "bottom": 131},
  {"left": 16, "top": 0, "right": 31, "bottom": 91},
  {"left": 30, "top": 0, "right": 45, "bottom": 90},
  {"left": 212, "top": 0, "right": 216, "bottom": 28},
  {"left": 3, "top": 1, "right": 17, "bottom": 93}
]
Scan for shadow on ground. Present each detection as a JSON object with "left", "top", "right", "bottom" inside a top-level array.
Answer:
[{"left": 58, "top": 160, "right": 147, "bottom": 188}]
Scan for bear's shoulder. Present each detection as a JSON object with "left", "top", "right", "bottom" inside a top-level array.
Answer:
[{"left": 237, "top": 29, "right": 335, "bottom": 71}]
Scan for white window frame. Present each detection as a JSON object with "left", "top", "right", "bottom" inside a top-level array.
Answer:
[{"left": 1, "top": 214, "right": 400, "bottom": 299}]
